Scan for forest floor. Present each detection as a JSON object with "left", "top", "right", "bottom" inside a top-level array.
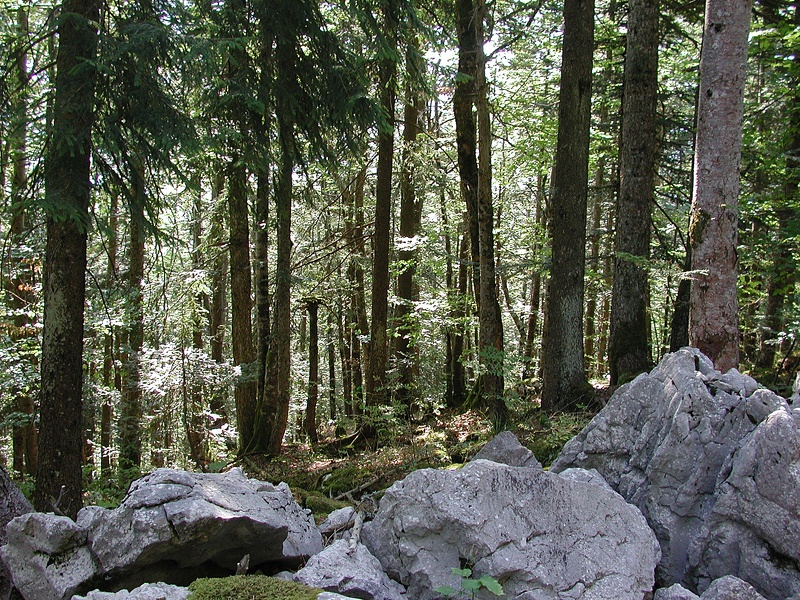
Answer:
[
  {"left": 76, "top": 386, "right": 613, "bottom": 513},
  {"left": 233, "top": 387, "right": 614, "bottom": 522}
]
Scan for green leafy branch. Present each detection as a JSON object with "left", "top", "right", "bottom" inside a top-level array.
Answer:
[{"left": 435, "top": 568, "right": 504, "bottom": 599}]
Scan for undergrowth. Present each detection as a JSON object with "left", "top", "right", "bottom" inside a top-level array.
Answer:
[{"left": 14, "top": 402, "right": 597, "bottom": 510}]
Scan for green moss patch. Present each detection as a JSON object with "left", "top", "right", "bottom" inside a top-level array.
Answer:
[{"left": 188, "top": 575, "right": 323, "bottom": 600}]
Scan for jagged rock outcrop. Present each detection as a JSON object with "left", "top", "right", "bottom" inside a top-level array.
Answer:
[
  {"left": 654, "top": 583, "right": 699, "bottom": 600},
  {"left": 79, "top": 467, "right": 321, "bottom": 581},
  {"left": 318, "top": 506, "right": 356, "bottom": 539},
  {"left": 471, "top": 429, "right": 541, "bottom": 468},
  {"left": 362, "top": 458, "right": 660, "bottom": 600},
  {"left": 1, "top": 468, "right": 322, "bottom": 599},
  {"left": 1, "top": 512, "right": 98, "bottom": 600},
  {"left": 698, "top": 575, "right": 767, "bottom": 600},
  {"left": 0, "top": 465, "right": 33, "bottom": 600},
  {"left": 552, "top": 347, "right": 800, "bottom": 599},
  {"left": 687, "top": 406, "right": 800, "bottom": 598},
  {"left": 72, "top": 582, "right": 191, "bottom": 600},
  {"left": 294, "top": 539, "right": 406, "bottom": 600}
]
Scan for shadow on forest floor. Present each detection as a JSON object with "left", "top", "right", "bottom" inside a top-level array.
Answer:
[{"left": 233, "top": 387, "right": 610, "bottom": 520}]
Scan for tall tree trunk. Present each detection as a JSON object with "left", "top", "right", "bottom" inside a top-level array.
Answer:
[
  {"left": 454, "top": 0, "right": 481, "bottom": 307},
  {"left": 255, "top": 173, "right": 271, "bottom": 400},
  {"left": 585, "top": 157, "right": 603, "bottom": 377},
  {"left": 669, "top": 251, "right": 691, "bottom": 351},
  {"left": 395, "top": 40, "right": 424, "bottom": 417},
  {"left": 101, "top": 192, "right": 119, "bottom": 477},
  {"left": 34, "top": 0, "right": 100, "bottom": 519},
  {"left": 119, "top": 158, "right": 146, "bottom": 477},
  {"left": 228, "top": 159, "right": 257, "bottom": 452},
  {"left": 453, "top": 224, "right": 470, "bottom": 405},
  {"left": 338, "top": 302, "right": 353, "bottom": 417},
  {"left": 541, "top": 0, "right": 594, "bottom": 412},
  {"left": 366, "top": 7, "right": 397, "bottom": 414},
  {"left": 8, "top": 5, "right": 38, "bottom": 477},
  {"left": 250, "top": 37, "right": 296, "bottom": 455},
  {"left": 327, "top": 309, "right": 337, "bottom": 422},
  {"left": 186, "top": 185, "right": 208, "bottom": 468},
  {"left": 441, "top": 186, "right": 462, "bottom": 408},
  {"left": 475, "top": 0, "right": 507, "bottom": 426},
  {"left": 305, "top": 300, "right": 319, "bottom": 444},
  {"left": 689, "top": 0, "right": 752, "bottom": 371},
  {"left": 344, "top": 171, "right": 368, "bottom": 415},
  {"left": 523, "top": 175, "right": 546, "bottom": 379},
  {"left": 609, "top": 0, "right": 658, "bottom": 384},
  {"left": 208, "top": 170, "right": 229, "bottom": 424},
  {"left": 254, "top": 24, "right": 273, "bottom": 403},
  {"left": 755, "top": 6, "right": 799, "bottom": 373}
]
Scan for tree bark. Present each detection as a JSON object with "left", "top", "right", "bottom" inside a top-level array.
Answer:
[
  {"left": 254, "top": 24, "right": 273, "bottom": 403},
  {"left": 186, "top": 185, "right": 209, "bottom": 469},
  {"left": 101, "top": 192, "right": 118, "bottom": 477},
  {"left": 454, "top": 0, "right": 482, "bottom": 307},
  {"left": 394, "top": 40, "right": 424, "bottom": 417},
  {"left": 305, "top": 300, "right": 320, "bottom": 444},
  {"left": 345, "top": 171, "right": 368, "bottom": 414},
  {"left": 475, "top": 0, "right": 507, "bottom": 426},
  {"left": 755, "top": 6, "right": 799, "bottom": 373},
  {"left": 208, "top": 170, "right": 228, "bottom": 424},
  {"left": 609, "top": 0, "right": 658, "bottom": 384},
  {"left": 541, "top": 0, "right": 594, "bottom": 412},
  {"left": 249, "top": 36, "right": 296, "bottom": 455},
  {"left": 366, "top": 6, "right": 397, "bottom": 414},
  {"left": 7, "top": 5, "right": 38, "bottom": 477},
  {"left": 327, "top": 309, "right": 337, "bottom": 422},
  {"left": 228, "top": 159, "right": 258, "bottom": 451},
  {"left": 34, "top": 0, "right": 100, "bottom": 519},
  {"left": 119, "top": 158, "right": 146, "bottom": 476},
  {"left": 689, "top": 0, "right": 752, "bottom": 371},
  {"left": 255, "top": 172, "right": 271, "bottom": 400},
  {"left": 523, "top": 176, "right": 546, "bottom": 379}
]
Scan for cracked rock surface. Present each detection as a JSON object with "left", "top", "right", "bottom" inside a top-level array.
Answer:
[
  {"left": 0, "top": 512, "right": 98, "bottom": 600},
  {"left": 362, "top": 459, "right": 659, "bottom": 600},
  {"left": 294, "top": 539, "right": 406, "bottom": 600},
  {"left": 1, "top": 468, "right": 322, "bottom": 599},
  {"left": 552, "top": 347, "right": 799, "bottom": 599}
]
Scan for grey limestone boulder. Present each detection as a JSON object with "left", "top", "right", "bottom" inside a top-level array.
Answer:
[
  {"left": 294, "top": 539, "right": 406, "bottom": 600},
  {"left": 318, "top": 506, "right": 356, "bottom": 537},
  {"left": 2, "top": 468, "right": 324, "bottom": 599},
  {"left": 552, "top": 347, "right": 790, "bottom": 593},
  {"left": 687, "top": 406, "right": 800, "bottom": 599},
  {"left": 698, "top": 576, "right": 767, "bottom": 600},
  {"left": 78, "top": 467, "right": 322, "bottom": 582},
  {"left": 0, "top": 512, "right": 99, "bottom": 600},
  {"left": 0, "top": 465, "right": 33, "bottom": 600},
  {"left": 362, "top": 458, "right": 660, "bottom": 600},
  {"left": 653, "top": 584, "right": 699, "bottom": 600},
  {"left": 556, "top": 467, "right": 613, "bottom": 492},
  {"left": 72, "top": 582, "right": 191, "bottom": 600},
  {"left": 472, "top": 430, "right": 542, "bottom": 469}
]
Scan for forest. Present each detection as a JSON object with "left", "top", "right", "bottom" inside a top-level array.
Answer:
[{"left": 0, "top": 0, "right": 797, "bottom": 518}]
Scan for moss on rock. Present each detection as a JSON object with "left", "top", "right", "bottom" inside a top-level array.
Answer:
[{"left": 188, "top": 575, "right": 323, "bottom": 600}]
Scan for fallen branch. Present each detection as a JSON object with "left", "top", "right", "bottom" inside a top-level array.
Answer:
[{"left": 334, "top": 466, "right": 402, "bottom": 501}]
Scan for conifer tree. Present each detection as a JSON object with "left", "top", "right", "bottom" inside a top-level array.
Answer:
[{"left": 34, "top": 0, "right": 101, "bottom": 518}]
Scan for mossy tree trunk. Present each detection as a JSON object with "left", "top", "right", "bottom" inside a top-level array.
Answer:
[
  {"left": 34, "top": 0, "right": 101, "bottom": 519},
  {"left": 689, "top": 0, "right": 752, "bottom": 371}
]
